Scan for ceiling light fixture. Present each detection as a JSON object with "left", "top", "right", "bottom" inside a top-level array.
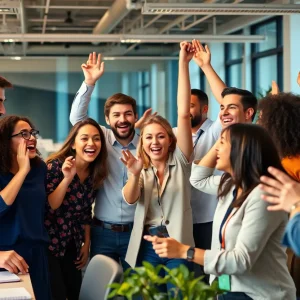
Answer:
[
  {"left": 0, "top": 33, "right": 266, "bottom": 43},
  {"left": 142, "top": 3, "right": 300, "bottom": 15}
]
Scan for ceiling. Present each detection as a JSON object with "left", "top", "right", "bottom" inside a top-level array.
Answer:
[{"left": 0, "top": 0, "right": 298, "bottom": 58}]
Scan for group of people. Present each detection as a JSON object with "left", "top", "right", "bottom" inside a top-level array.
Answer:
[{"left": 0, "top": 39, "right": 300, "bottom": 300}]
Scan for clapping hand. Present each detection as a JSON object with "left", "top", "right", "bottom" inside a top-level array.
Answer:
[
  {"left": 120, "top": 150, "right": 143, "bottom": 176},
  {"left": 179, "top": 41, "right": 194, "bottom": 63},
  {"left": 81, "top": 52, "right": 105, "bottom": 86},
  {"left": 192, "top": 39, "right": 211, "bottom": 68}
]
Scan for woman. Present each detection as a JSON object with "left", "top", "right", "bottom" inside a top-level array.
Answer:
[
  {"left": 258, "top": 93, "right": 300, "bottom": 181},
  {"left": 145, "top": 123, "right": 296, "bottom": 300},
  {"left": 45, "top": 118, "right": 108, "bottom": 300},
  {"left": 0, "top": 115, "right": 51, "bottom": 300},
  {"left": 120, "top": 42, "right": 194, "bottom": 294}
]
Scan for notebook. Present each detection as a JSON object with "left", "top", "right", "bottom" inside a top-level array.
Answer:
[
  {"left": 0, "top": 272, "right": 20, "bottom": 284},
  {"left": 0, "top": 287, "right": 31, "bottom": 299}
]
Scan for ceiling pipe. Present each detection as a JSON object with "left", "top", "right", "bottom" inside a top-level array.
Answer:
[
  {"left": 19, "top": 0, "right": 27, "bottom": 55},
  {"left": 41, "top": 0, "right": 51, "bottom": 44},
  {"left": 93, "top": 0, "right": 141, "bottom": 34}
]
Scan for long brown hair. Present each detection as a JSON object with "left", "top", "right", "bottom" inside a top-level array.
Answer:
[
  {"left": 218, "top": 123, "right": 285, "bottom": 207},
  {"left": 0, "top": 115, "right": 41, "bottom": 173},
  {"left": 46, "top": 118, "right": 108, "bottom": 189},
  {"left": 138, "top": 115, "right": 177, "bottom": 169}
]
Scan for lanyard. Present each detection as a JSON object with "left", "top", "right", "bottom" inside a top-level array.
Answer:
[
  {"left": 219, "top": 189, "right": 237, "bottom": 249},
  {"left": 193, "top": 129, "right": 204, "bottom": 149}
]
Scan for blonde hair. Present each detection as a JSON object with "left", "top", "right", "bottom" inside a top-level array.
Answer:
[{"left": 138, "top": 115, "right": 177, "bottom": 168}]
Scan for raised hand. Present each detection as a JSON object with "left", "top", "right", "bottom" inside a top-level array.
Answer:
[
  {"left": 17, "top": 140, "right": 30, "bottom": 175},
  {"left": 192, "top": 39, "right": 211, "bottom": 68},
  {"left": 62, "top": 156, "right": 77, "bottom": 181},
  {"left": 260, "top": 167, "right": 300, "bottom": 213},
  {"left": 271, "top": 80, "right": 280, "bottom": 95},
  {"left": 135, "top": 108, "right": 157, "bottom": 129},
  {"left": 179, "top": 41, "right": 194, "bottom": 63},
  {"left": 120, "top": 149, "right": 143, "bottom": 176},
  {"left": 81, "top": 52, "right": 104, "bottom": 86}
]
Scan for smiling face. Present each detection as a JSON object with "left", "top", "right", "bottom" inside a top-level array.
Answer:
[
  {"left": 0, "top": 88, "right": 6, "bottom": 116},
  {"left": 72, "top": 124, "right": 102, "bottom": 164},
  {"left": 142, "top": 123, "right": 172, "bottom": 164},
  {"left": 215, "top": 130, "right": 232, "bottom": 174},
  {"left": 105, "top": 104, "right": 137, "bottom": 142},
  {"left": 11, "top": 120, "right": 37, "bottom": 159},
  {"left": 219, "top": 94, "right": 255, "bottom": 128}
]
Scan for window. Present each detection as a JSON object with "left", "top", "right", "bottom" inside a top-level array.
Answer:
[
  {"left": 225, "top": 31, "right": 244, "bottom": 88},
  {"left": 251, "top": 17, "right": 283, "bottom": 97}
]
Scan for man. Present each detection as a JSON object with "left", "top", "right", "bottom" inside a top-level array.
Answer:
[
  {"left": 0, "top": 76, "right": 12, "bottom": 116},
  {"left": 70, "top": 52, "right": 140, "bottom": 271},
  {"left": 0, "top": 76, "right": 29, "bottom": 275}
]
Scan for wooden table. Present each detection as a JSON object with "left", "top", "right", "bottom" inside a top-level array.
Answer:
[{"left": 0, "top": 274, "right": 35, "bottom": 299}]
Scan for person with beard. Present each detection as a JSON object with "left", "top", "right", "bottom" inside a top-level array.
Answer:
[
  {"left": 173, "top": 89, "right": 222, "bottom": 280},
  {"left": 69, "top": 52, "right": 140, "bottom": 271}
]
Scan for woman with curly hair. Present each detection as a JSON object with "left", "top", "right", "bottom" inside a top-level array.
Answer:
[{"left": 258, "top": 93, "right": 300, "bottom": 181}]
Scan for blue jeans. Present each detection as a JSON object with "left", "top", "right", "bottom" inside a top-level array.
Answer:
[
  {"left": 218, "top": 292, "right": 253, "bottom": 299},
  {"left": 90, "top": 225, "right": 132, "bottom": 271},
  {"left": 137, "top": 234, "right": 192, "bottom": 297}
]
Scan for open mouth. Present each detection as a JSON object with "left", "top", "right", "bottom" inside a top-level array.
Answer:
[
  {"left": 27, "top": 144, "right": 36, "bottom": 151},
  {"left": 222, "top": 118, "right": 234, "bottom": 125},
  {"left": 84, "top": 149, "right": 96, "bottom": 156},
  {"left": 150, "top": 147, "right": 162, "bottom": 155}
]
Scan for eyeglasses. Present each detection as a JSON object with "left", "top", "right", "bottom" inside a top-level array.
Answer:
[{"left": 11, "top": 129, "right": 39, "bottom": 140}]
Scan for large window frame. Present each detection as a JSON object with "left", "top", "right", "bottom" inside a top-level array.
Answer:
[
  {"left": 225, "top": 30, "right": 244, "bottom": 88},
  {"left": 251, "top": 17, "right": 283, "bottom": 95}
]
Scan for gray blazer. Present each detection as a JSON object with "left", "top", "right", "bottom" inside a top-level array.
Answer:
[{"left": 190, "top": 164, "right": 296, "bottom": 300}]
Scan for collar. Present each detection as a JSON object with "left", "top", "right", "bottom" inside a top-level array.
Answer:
[
  {"left": 193, "top": 118, "right": 213, "bottom": 136},
  {"left": 147, "top": 151, "right": 176, "bottom": 170},
  {"left": 112, "top": 131, "right": 140, "bottom": 149}
]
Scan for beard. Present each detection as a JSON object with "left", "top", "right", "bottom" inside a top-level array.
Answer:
[
  {"left": 111, "top": 122, "right": 135, "bottom": 140},
  {"left": 190, "top": 114, "right": 202, "bottom": 128}
]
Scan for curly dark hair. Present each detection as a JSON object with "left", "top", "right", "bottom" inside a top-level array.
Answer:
[
  {"left": 258, "top": 93, "right": 300, "bottom": 158},
  {"left": 0, "top": 115, "right": 41, "bottom": 173}
]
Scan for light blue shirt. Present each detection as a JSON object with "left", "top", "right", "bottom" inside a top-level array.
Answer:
[
  {"left": 173, "top": 118, "right": 222, "bottom": 223},
  {"left": 282, "top": 212, "right": 300, "bottom": 256},
  {"left": 70, "top": 82, "right": 139, "bottom": 223}
]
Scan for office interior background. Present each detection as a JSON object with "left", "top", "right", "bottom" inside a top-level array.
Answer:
[{"left": 1, "top": 0, "right": 299, "bottom": 152}]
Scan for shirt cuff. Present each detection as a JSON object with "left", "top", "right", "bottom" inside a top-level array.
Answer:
[{"left": 121, "top": 188, "right": 138, "bottom": 206}]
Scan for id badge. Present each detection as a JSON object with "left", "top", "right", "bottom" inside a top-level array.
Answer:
[{"left": 218, "top": 274, "right": 231, "bottom": 291}]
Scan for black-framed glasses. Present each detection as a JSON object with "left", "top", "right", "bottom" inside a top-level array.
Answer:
[{"left": 11, "top": 129, "right": 39, "bottom": 140}]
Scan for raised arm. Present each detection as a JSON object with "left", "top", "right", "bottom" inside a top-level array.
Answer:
[
  {"left": 120, "top": 150, "right": 143, "bottom": 205},
  {"left": 192, "top": 40, "right": 226, "bottom": 104},
  {"left": 69, "top": 52, "right": 104, "bottom": 125},
  {"left": 176, "top": 41, "right": 193, "bottom": 160},
  {"left": 0, "top": 141, "right": 30, "bottom": 216}
]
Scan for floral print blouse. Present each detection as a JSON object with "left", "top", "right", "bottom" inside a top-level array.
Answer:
[{"left": 45, "top": 159, "right": 96, "bottom": 257}]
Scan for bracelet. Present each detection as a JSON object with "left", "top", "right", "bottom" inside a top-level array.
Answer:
[{"left": 289, "top": 200, "right": 300, "bottom": 213}]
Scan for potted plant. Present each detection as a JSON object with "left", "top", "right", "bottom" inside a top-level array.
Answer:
[{"left": 108, "top": 262, "right": 223, "bottom": 300}]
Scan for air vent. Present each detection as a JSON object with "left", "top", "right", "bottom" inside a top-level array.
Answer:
[{"left": 142, "top": 3, "right": 300, "bottom": 15}]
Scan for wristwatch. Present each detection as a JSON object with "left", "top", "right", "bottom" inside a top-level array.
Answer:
[{"left": 186, "top": 246, "right": 195, "bottom": 262}]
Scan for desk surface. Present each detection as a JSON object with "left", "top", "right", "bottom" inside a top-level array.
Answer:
[{"left": 0, "top": 274, "right": 35, "bottom": 299}]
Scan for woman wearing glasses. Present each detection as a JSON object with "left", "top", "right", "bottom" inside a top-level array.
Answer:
[
  {"left": 0, "top": 115, "right": 51, "bottom": 300},
  {"left": 45, "top": 118, "right": 108, "bottom": 300}
]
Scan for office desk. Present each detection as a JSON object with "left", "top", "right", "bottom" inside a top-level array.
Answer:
[{"left": 0, "top": 274, "right": 35, "bottom": 299}]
